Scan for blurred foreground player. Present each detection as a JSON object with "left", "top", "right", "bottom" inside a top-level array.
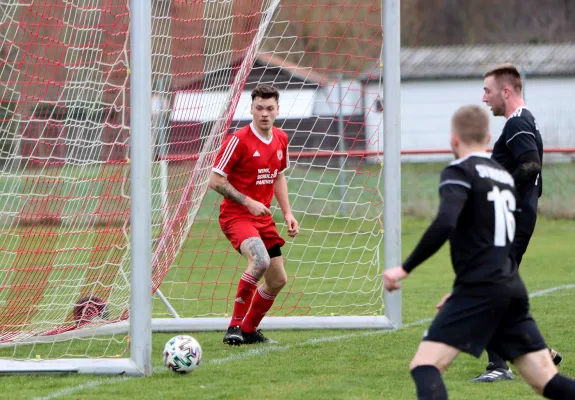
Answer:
[{"left": 383, "top": 105, "right": 575, "bottom": 400}]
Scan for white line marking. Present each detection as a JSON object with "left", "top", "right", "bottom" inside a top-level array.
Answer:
[
  {"left": 529, "top": 284, "right": 575, "bottom": 298},
  {"left": 33, "top": 377, "right": 131, "bottom": 400},
  {"left": 34, "top": 284, "right": 575, "bottom": 400}
]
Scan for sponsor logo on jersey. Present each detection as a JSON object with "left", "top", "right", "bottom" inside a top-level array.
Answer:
[
  {"left": 253, "top": 150, "right": 260, "bottom": 157},
  {"left": 256, "top": 168, "right": 278, "bottom": 185},
  {"left": 475, "top": 164, "right": 515, "bottom": 187}
]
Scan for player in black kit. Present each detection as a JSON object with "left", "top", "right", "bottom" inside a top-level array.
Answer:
[
  {"left": 383, "top": 105, "right": 575, "bottom": 400},
  {"left": 472, "top": 63, "right": 562, "bottom": 383}
]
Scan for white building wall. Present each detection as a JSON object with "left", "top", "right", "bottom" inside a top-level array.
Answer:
[
  {"left": 365, "top": 77, "right": 575, "bottom": 161},
  {"left": 171, "top": 76, "right": 574, "bottom": 163}
]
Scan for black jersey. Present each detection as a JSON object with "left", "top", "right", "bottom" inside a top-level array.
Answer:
[
  {"left": 401, "top": 152, "right": 527, "bottom": 298},
  {"left": 443, "top": 154, "right": 525, "bottom": 297},
  {"left": 491, "top": 107, "right": 543, "bottom": 198}
]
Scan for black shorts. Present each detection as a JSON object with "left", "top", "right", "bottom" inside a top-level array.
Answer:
[{"left": 423, "top": 294, "right": 547, "bottom": 360}]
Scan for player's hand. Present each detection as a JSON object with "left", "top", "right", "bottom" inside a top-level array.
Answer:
[
  {"left": 435, "top": 293, "right": 451, "bottom": 312},
  {"left": 246, "top": 199, "right": 271, "bottom": 217},
  {"left": 284, "top": 213, "right": 299, "bottom": 238},
  {"left": 382, "top": 266, "right": 408, "bottom": 292}
]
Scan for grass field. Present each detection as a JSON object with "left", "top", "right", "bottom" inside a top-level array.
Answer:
[
  {"left": 0, "top": 160, "right": 572, "bottom": 398},
  {"left": 0, "top": 215, "right": 573, "bottom": 400}
]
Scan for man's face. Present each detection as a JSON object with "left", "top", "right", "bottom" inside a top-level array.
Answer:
[
  {"left": 251, "top": 96, "right": 279, "bottom": 132},
  {"left": 482, "top": 76, "right": 506, "bottom": 117}
]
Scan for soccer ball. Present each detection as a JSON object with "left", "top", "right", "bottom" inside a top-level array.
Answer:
[{"left": 163, "top": 335, "right": 202, "bottom": 373}]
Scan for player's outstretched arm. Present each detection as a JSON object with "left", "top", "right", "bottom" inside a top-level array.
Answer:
[
  {"left": 209, "top": 171, "right": 271, "bottom": 216},
  {"left": 402, "top": 184, "right": 468, "bottom": 273},
  {"left": 383, "top": 267, "right": 408, "bottom": 292},
  {"left": 383, "top": 182, "right": 468, "bottom": 292},
  {"left": 274, "top": 173, "right": 298, "bottom": 237}
]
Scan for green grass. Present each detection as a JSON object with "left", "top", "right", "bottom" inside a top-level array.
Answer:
[
  {"left": 400, "top": 161, "right": 575, "bottom": 219},
  {"left": 0, "top": 161, "right": 572, "bottom": 398},
  {"left": 157, "top": 214, "right": 384, "bottom": 319},
  {"left": 1, "top": 159, "right": 571, "bottom": 226},
  {"left": 0, "top": 217, "right": 573, "bottom": 400}
]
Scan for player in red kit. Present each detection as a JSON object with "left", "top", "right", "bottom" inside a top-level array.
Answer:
[{"left": 209, "top": 85, "right": 299, "bottom": 345}]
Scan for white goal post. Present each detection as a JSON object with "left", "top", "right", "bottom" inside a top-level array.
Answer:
[{"left": 0, "top": 0, "right": 401, "bottom": 376}]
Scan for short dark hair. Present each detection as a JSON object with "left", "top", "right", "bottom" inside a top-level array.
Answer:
[
  {"left": 451, "top": 105, "right": 490, "bottom": 145},
  {"left": 251, "top": 85, "right": 279, "bottom": 102},
  {"left": 483, "top": 63, "right": 523, "bottom": 93}
]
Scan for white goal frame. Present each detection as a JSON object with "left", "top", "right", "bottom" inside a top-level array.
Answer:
[{"left": 0, "top": 0, "right": 402, "bottom": 376}]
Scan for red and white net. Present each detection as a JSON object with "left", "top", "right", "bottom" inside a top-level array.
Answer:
[
  {"left": 0, "top": 0, "right": 330, "bottom": 358},
  {"left": 159, "top": 1, "right": 385, "bottom": 321}
]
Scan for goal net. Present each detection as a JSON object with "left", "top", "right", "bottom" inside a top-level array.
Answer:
[
  {"left": 0, "top": 0, "right": 393, "bottom": 372},
  {"left": 153, "top": 0, "right": 390, "bottom": 331}
]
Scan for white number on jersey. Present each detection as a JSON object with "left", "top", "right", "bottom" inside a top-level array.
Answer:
[{"left": 487, "top": 186, "right": 516, "bottom": 247}]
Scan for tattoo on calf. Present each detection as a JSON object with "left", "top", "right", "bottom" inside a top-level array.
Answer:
[
  {"left": 214, "top": 181, "right": 247, "bottom": 205},
  {"left": 242, "top": 237, "right": 270, "bottom": 279}
]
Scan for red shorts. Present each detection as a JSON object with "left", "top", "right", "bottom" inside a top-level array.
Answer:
[{"left": 220, "top": 216, "right": 285, "bottom": 252}]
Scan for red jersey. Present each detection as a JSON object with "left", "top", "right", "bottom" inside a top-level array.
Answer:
[{"left": 212, "top": 123, "right": 289, "bottom": 218}]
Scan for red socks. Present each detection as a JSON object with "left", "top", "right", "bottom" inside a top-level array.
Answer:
[
  {"left": 229, "top": 272, "right": 258, "bottom": 327},
  {"left": 242, "top": 286, "right": 276, "bottom": 333},
  {"left": 229, "top": 273, "right": 277, "bottom": 332}
]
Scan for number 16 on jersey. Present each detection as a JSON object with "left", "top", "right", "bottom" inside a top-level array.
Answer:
[{"left": 488, "top": 186, "right": 516, "bottom": 247}]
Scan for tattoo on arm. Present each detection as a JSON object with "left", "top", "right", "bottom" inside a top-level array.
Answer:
[
  {"left": 213, "top": 180, "right": 247, "bottom": 205},
  {"left": 241, "top": 237, "right": 270, "bottom": 279}
]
